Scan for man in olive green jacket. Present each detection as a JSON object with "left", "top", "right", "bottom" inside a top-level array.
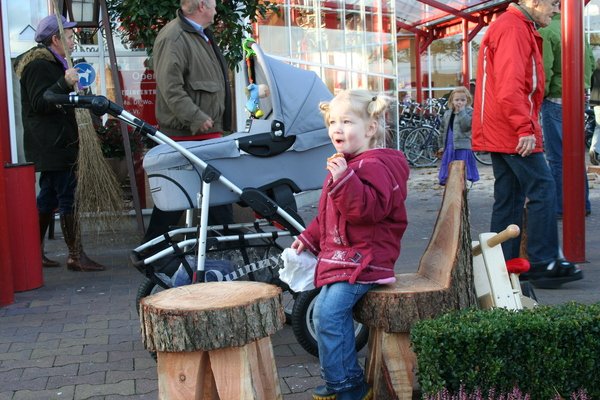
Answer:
[{"left": 143, "top": 0, "right": 233, "bottom": 243}]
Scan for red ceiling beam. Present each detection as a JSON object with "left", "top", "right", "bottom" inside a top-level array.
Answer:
[{"left": 418, "top": 0, "right": 479, "bottom": 23}]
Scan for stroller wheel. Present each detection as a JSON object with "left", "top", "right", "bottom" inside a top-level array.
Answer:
[
  {"left": 291, "top": 288, "right": 369, "bottom": 357},
  {"left": 135, "top": 278, "right": 165, "bottom": 361}
]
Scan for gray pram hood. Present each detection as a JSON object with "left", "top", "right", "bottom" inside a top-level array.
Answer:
[{"left": 250, "top": 43, "right": 333, "bottom": 151}]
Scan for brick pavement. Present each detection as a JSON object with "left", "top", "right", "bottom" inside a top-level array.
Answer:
[{"left": 1, "top": 164, "right": 599, "bottom": 399}]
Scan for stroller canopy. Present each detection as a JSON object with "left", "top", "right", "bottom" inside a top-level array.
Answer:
[{"left": 250, "top": 43, "right": 333, "bottom": 151}]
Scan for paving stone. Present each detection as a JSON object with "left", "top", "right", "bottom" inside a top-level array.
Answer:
[
  {"left": 1, "top": 318, "right": 39, "bottom": 330},
  {"left": 21, "top": 364, "right": 78, "bottom": 380},
  {"left": 59, "top": 335, "right": 109, "bottom": 349},
  {"left": 276, "top": 353, "right": 318, "bottom": 369},
  {"left": 78, "top": 359, "right": 133, "bottom": 376},
  {"left": 54, "top": 352, "right": 107, "bottom": 367},
  {"left": 11, "top": 385, "right": 75, "bottom": 400},
  {"left": 47, "top": 371, "right": 106, "bottom": 389},
  {"left": 63, "top": 321, "right": 108, "bottom": 333},
  {"left": 30, "top": 345, "right": 83, "bottom": 360},
  {"left": 0, "top": 350, "right": 32, "bottom": 362},
  {"left": 0, "top": 356, "right": 55, "bottom": 370},
  {"left": 277, "top": 364, "right": 312, "bottom": 379},
  {"left": 132, "top": 379, "right": 158, "bottom": 396},
  {"left": 9, "top": 339, "right": 59, "bottom": 353},
  {"left": 105, "top": 368, "right": 156, "bottom": 383},
  {"left": 4, "top": 376, "right": 47, "bottom": 391},
  {"left": 0, "top": 367, "right": 23, "bottom": 383},
  {"left": 284, "top": 375, "right": 324, "bottom": 394},
  {"left": 107, "top": 350, "right": 150, "bottom": 363},
  {"left": 38, "top": 330, "right": 85, "bottom": 342},
  {"left": 0, "top": 333, "right": 38, "bottom": 345},
  {"left": 133, "top": 356, "right": 156, "bottom": 371},
  {"left": 273, "top": 343, "right": 295, "bottom": 357},
  {"left": 284, "top": 391, "right": 315, "bottom": 400},
  {"left": 108, "top": 333, "right": 140, "bottom": 345},
  {"left": 82, "top": 341, "right": 133, "bottom": 355},
  {"left": 73, "top": 380, "right": 135, "bottom": 399},
  {"left": 0, "top": 391, "right": 13, "bottom": 400}
]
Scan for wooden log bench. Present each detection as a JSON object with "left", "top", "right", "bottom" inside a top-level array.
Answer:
[
  {"left": 140, "top": 281, "right": 285, "bottom": 400},
  {"left": 354, "top": 161, "right": 477, "bottom": 400}
]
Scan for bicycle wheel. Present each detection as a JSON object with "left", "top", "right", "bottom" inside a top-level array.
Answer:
[
  {"left": 408, "top": 126, "right": 440, "bottom": 167},
  {"left": 474, "top": 151, "right": 492, "bottom": 166},
  {"left": 402, "top": 128, "right": 426, "bottom": 165},
  {"left": 291, "top": 288, "right": 369, "bottom": 357},
  {"left": 398, "top": 126, "right": 416, "bottom": 151}
]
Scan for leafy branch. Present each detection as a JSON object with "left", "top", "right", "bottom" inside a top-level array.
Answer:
[{"left": 106, "top": 0, "right": 278, "bottom": 70}]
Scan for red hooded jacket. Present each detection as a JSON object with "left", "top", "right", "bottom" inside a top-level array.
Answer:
[
  {"left": 298, "top": 148, "right": 409, "bottom": 288},
  {"left": 472, "top": 4, "right": 546, "bottom": 154}
]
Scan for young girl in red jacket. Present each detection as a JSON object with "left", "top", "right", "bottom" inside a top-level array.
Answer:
[{"left": 291, "top": 89, "right": 409, "bottom": 400}]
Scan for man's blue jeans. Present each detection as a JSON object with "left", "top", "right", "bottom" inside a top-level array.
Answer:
[
  {"left": 313, "top": 281, "right": 374, "bottom": 392},
  {"left": 37, "top": 169, "right": 77, "bottom": 214},
  {"left": 541, "top": 99, "right": 591, "bottom": 215},
  {"left": 490, "top": 152, "right": 559, "bottom": 265}
]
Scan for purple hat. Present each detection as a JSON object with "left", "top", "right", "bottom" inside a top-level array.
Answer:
[{"left": 35, "top": 15, "right": 77, "bottom": 43}]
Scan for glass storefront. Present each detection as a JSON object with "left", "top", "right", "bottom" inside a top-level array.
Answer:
[
  {"left": 5, "top": 0, "right": 600, "bottom": 152},
  {"left": 255, "top": 0, "right": 398, "bottom": 146}
]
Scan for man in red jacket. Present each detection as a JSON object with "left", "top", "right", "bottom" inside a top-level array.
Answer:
[{"left": 472, "top": 0, "right": 582, "bottom": 289}]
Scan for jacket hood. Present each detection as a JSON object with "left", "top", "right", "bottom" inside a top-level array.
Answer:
[
  {"left": 14, "top": 46, "right": 56, "bottom": 78},
  {"left": 347, "top": 148, "right": 409, "bottom": 178}
]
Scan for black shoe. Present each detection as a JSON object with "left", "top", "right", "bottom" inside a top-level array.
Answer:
[
  {"left": 313, "top": 385, "right": 336, "bottom": 400},
  {"left": 528, "top": 259, "right": 583, "bottom": 289}
]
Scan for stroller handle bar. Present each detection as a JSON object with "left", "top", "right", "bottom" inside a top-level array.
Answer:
[{"left": 43, "top": 91, "right": 306, "bottom": 234}]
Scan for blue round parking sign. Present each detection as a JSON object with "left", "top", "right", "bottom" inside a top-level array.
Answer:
[{"left": 74, "top": 63, "right": 96, "bottom": 88}]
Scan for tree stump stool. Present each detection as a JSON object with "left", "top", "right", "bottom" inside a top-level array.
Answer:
[
  {"left": 140, "top": 281, "right": 285, "bottom": 400},
  {"left": 354, "top": 161, "right": 477, "bottom": 400}
]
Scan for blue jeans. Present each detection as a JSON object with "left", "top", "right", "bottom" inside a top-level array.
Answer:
[
  {"left": 490, "top": 152, "right": 558, "bottom": 265},
  {"left": 541, "top": 100, "right": 591, "bottom": 214},
  {"left": 314, "top": 281, "right": 374, "bottom": 392},
  {"left": 37, "top": 169, "right": 76, "bottom": 214}
]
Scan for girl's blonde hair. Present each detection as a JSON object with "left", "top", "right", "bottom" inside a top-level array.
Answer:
[
  {"left": 319, "top": 89, "right": 391, "bottom": 148},
  {"left": 448, "top": 86, "right": 473, "bottom": 110}
]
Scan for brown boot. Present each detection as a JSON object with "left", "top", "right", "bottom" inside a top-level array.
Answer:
[
  {"left": 60, "top": 214, "right": 106, "bottom": 272},
  {"left": 39, "top": 212, "right": 60, "bottom": 268}
]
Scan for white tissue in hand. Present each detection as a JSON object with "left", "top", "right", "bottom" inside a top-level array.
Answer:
[{"left": 279, "top": 248, "right": 317, "bottom": 292}]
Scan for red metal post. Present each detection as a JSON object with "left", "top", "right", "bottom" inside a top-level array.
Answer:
[
  {"left": 0, "top": 2, "right": 15, "bottom": 305},
  {"left": 462, "top": 19, "right": 470, "bottom": 87},
  {"left": 415, "top": 35, "right": 423, "bottom": 103},
  {"left": 562, "top": 0, "right": 586, "bottom": 262}
]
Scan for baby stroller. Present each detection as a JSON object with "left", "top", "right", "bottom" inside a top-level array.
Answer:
[{"left": 45, "top": 42, "right": 368, "bottom": 357}]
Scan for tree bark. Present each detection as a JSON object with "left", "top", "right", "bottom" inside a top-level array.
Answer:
[{"left": 140, "top": 281, "right": 284, "bottom": 352}]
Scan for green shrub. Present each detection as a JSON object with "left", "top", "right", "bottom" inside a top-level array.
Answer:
[{"left": 411, "top": 302, "right": 600, "bottom": 399}]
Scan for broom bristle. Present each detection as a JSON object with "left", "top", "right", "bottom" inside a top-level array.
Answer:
[{"left": 74, "top": 108, "right": 125, "bottom": 234}]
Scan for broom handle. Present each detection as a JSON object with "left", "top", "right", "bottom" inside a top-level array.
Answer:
[{"left": 51, "top": 0, "right": 76, "bottom": 84}]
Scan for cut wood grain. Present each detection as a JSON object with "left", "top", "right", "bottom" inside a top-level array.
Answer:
[{"left": 140, "top": 281, "right": 285, "bottom": 400}]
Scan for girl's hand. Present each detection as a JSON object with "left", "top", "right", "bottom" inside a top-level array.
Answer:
[
  {"left": 327, "top": 156, "right": 347, "bottom": 181},
  {"left": 291, "top": 239, "right": 305, "bottom": 254}
]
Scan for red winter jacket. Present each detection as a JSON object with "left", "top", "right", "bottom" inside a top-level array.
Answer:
[
  {"left": 298, "top": 149, "right": 409, "bottom": 288},
  {"left": 472, "top": 4, "right": 545, "bottom": 154}
]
